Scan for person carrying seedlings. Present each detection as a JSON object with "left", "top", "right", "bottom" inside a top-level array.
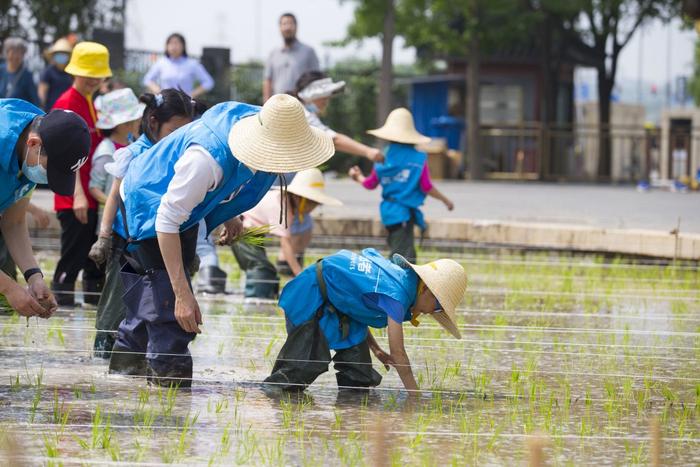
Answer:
[
  {"left": 276, "top": 71, "right": 383, "bottom": 276},
  {"left": 348, "top": 108, "right": 454, "bottom": 263},
  {"left": 232, "top": 167, "right": 342, "bottom": 299},
  {"left": 109, "top": 94, "right": 334, "bottom": 387},
  {"left": 88, "top": 89, "right": 202, "bottom": 358},
  {"left": 0, "top": 98, "right": 91, "bottom": 319},
  {"left": 264, "top": 248, "right": 467, "bottom": 392}
]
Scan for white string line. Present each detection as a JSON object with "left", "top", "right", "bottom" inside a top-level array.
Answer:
[
  {"left": 33, "top": 239, "right": 700, "bottom": 269},
  {"left": 468, "top": 273, "right": 700, "bottom": 286},
  {"left": 4, "top": 320, "right": 697, "bottom": 352},
  {"left": 33, "top": 306, "right": 700, "bottom": 324},
  {"left": 4, "top": 426, "right": 700, "bottom": 444},
  {"left": 2, "top": 347, "right": 696, "bottom": 382},
  {"left": 2, "top": 368, "right": 697, "bottom": 405},
  {"left": 5, "top": 321, "right": 699, "bottom": 338},
  {"left": 5, "top": 342, "right": 697, "bottom": 365}
]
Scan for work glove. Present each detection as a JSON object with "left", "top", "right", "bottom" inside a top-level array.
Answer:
[{"left": 88, "top": 236, "right": 112, "bottom": 266}]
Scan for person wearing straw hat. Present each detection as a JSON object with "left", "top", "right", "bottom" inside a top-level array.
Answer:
[
  {"left": 231, "top": 167, "right": 342, "bottom": 299},
  {"left": 274, "top": 71, "right": 385, "bottom": 276},
  {"left": 108, "top": 94, "right": 334, "bottom": 387},
  {"left": 349, "top": 107, "right": 454, "bottom": 263},
  {"left": 51, "top": 41, "right": 112, "bottom": 307},
  {"left": 38, "top": 38, "right": 74, "bottom": 111},
  {"left": 264, "top": 248, "right": 467, "bottom": 392},
  {"left": 0, "top": 98, "right": 91, "bottom": 319}
]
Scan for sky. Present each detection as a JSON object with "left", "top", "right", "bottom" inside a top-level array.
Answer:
[{"left": 125, "top": 0, "right": 696, "bottom": 87}]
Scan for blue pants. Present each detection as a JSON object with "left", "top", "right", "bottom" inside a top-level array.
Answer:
[{"left": 111, "top": 226, "right": 198, "bottom": 383}]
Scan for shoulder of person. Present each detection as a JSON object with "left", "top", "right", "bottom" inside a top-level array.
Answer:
[{"left": 94, "top": 138, "right": 116, "bottom": 156}]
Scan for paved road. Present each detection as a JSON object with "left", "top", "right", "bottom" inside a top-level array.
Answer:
[{"left": 30, "top": 180, "right": 700, "bottom": 233}]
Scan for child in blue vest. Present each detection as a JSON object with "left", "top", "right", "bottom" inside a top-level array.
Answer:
[
  {"left": 265, "top": 248, "right": 466, "bottom": 391},
  {"left": 87, "top": 89, "right": 201, "bottom": 359},
  {"left": 349, "top": 108, "right": 454, "bottom": 263},
  {"left": 109, "top": 94, "right": 334, "bottom": 387}
]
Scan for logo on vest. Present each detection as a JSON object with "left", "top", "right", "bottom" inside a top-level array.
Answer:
[
  {"left": 14, "top": 183, "right": 32, "bottom": 202},
  {"left": 348, "top": 253, "right": 372, "bottom": 275},
  {"left": 71, "top": 156, "right": 88, "bottom": 172},
  {"left": 380, "top": 169, "right": 410, "bottom": 185}
]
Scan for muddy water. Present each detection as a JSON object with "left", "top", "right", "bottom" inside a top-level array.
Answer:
[{"left": 1, "top": 252, "right": 699, "bottom": 465}]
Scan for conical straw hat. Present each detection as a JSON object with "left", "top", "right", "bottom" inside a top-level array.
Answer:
[
  {"left": 393, "top": 254, "right": 467, "bottom": 339},
  {"left": 367, "top": 107, "right": 431, "bottom": 145},
  {"left": 287, "top": 168, "right": 342, "bottom": 206},
  {"left": 228, "top": 94, "right": 335, "bottom": 173}
]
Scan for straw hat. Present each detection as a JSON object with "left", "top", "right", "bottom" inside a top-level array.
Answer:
[
  {"left": 393, "top": 254, "right": 467, "bottom": 339},
  {"left": 367, "top": 107, "right": 431, "bottom": 145},
  {"left": 286, "top": 168, "right": 342, "bottom": 206},
  {"left": 298, "top": 77, "right": 346, "bottom": 102},
  {"left": 228, "top": 94, "right": 335, "bottom": 173},
  {"left": 48, "top": 38, "right": 73, "bottom": 54},
  {"left": 64, "top": 41, "right": 112, "bottom": 78},
  {"left": 95, "top": 88, "right": 146, "bottom": 129}
]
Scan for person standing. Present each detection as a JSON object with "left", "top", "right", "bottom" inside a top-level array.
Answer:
[
  {"left": 263, "top": 13, "right": 319, "bottom": 102},
  {"left": 0, "top": 98, "right": 91, "bottom": 319},
  {"left": 143, "top": 33, "right": 214, "bottom": 99},
  {"left": 109, "top": 95, "right": 334, "bottom": 387},
  {"left": 38, "top": 38, "right": 74, "bottom": 111},
  {"left": 51, "top": 42, "right": 112, "bottom": 306},
  {"left": 0, "top": 38, "right": 39, "bottom": 106}
]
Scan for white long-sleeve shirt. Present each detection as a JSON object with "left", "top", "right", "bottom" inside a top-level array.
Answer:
[{"left": 155, "top": 145, "right": 223, "bottom": 234}]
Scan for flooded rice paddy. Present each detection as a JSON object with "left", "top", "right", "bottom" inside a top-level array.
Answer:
[{"left": 1, "top": 246, "right": 699, "bottom": 465}]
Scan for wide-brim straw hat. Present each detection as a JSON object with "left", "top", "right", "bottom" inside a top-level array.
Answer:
[
  {"left": 367, "top": 107, "right": 431, "bottom": 145},
  {"left": 393, "top": 254, "right": 467, "bottom": 339},
  {"left": 64, "top": 41, "right": 112, "bottom": 78},
  {"left": 298, "top": 77, "right": 346, "bottom": 102},
  {"left": 286, "top": 168, "right": 342, "bottom": 206},
  {"left": 95, "top": 88, "right": 146, "bottom": 129},
  {"left": 49, "top": 38, "right": 73, "bottom": 54},
  {"left": 228, "top": 94, "right": 335, "bottom": 173}
]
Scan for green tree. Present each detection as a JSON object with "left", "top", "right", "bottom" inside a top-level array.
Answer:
[
  {"left": 555, "top": 0, "right": 681, "bottom": 178},
  {"left": 400, "top": 0, "right": 532, "bottom": 179}
]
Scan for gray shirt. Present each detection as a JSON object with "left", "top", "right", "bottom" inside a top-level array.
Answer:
[{"left": 264, "top": 40, "right": 320, "bottom": 95}]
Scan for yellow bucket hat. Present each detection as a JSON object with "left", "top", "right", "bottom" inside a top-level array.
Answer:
[{"left": 64, "top": 41, "right": 112, "bottom": 78}]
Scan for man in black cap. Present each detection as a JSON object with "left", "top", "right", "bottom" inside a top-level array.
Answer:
[{"left": 0, "top": 98, "right": 90, "bottom": 318}]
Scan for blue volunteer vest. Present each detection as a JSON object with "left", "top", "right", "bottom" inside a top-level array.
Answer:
[
  {"left": 280, "top": 248, "right": 418, "bottom": 349},
  {"left": 120, "top": 102, "right": 276, "bottom": 241},
  {"left": 112, "top": 134, "right": 153, "bottom": 238},
  {"left": 374, "top": 143, "right": 428, "bottom": 229},
  {"left": 0, "top": 99, "right": 43, "bottom": 214}
]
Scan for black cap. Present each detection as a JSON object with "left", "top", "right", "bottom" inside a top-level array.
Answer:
[{"left": 37, "top": 110, "right": 91, "bottom": 196}]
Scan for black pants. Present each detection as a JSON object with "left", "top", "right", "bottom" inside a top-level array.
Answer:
[
  {"left": 53, "top": 209, "right": 104, "bottom": 286},
  {"left": 264, "top": 316, "right": 382, "bottom": 391},
  {"left": 0, "top": 233, "right": 16, "bottom": 280},
  {"left": 231, "top": 242, "right": 279, "bottom": 299},
  {"left": 93, "top": 234, "right": 128, "bottom": 357},
  {"left": 387, "top": 220, "right": 417, "bottom": 263}
]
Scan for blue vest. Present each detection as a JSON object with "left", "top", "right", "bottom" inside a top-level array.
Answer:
[
  {"left": 120, "top": 102, "right": 276, "bottom": 241},
  {"left": 374, "top": 143, "right": 428, "bottom": 229},
  {"left": 280, "top": 248, "right": 418, "bottom": 349},
  {"left": 0, "top": 99, "right": 43, "bottom": 213},
  {"left": 112, "top": 134, "right": 153, "bottom": 238}
]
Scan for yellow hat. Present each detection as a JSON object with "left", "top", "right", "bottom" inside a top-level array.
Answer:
[
  {"left": 48, "top": 38, "right": 73, "bottom": 54},
  {"left": 287, "top": 168, "right": 343, "bottom": 206},
  {"left": 64, "top": 41, "right": 112, "bottom": 78},
  {"left": 393, "top": 254, "right": 467, "bottom": 339},
  {"left": 367, "top": 108, "right": 431, "bottom": 145}
]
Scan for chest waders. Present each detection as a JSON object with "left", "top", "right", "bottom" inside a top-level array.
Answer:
[
  {"left": 263, "top": 261, "right": 382, "bottom": 391},
  {"left": 109, "top": 197, "right": 198, "bottom": 388}
]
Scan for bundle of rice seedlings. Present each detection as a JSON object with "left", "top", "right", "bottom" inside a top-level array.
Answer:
[{"left": 216, "top": 224, "right": 271, "bottom": 247}]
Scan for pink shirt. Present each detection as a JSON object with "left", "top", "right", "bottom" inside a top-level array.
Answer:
[
  {"left": 241, "top": 189, "right": 293, "bottom": 238},
  {"left": 362, "top": 162, "right": 434, "bottom": 192}
]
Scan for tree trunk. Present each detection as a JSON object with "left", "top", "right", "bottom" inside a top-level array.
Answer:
[
  {"left": 377, "top": 0, "right": 395, "bottom": 126},
  {"left": 596, "top": 71, "right": 614, "bottom": 179},
  {"left": 467, "top": 32, "right": 482, "bottom": 179}
]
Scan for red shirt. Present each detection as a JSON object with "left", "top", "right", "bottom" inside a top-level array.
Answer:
[{"left": 52, "top": 87, "right": 101, "bottom": 210}]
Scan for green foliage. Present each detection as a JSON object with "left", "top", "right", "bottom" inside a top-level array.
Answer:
[
  {"left": 0, "top": 0, "right": 124, "bottom": 47},
  {"left": 689, "top": 38, "right": 700, "bottom": 106}
]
